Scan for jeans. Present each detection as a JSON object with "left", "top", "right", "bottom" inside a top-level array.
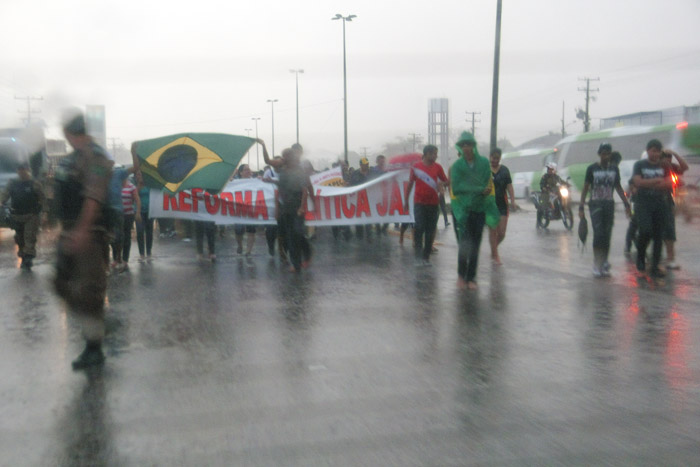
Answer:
[
  {"left": 136, "top": 211, "right": 154, "bottom": 256},
  {"left": 413, "top": 203, "right": 439, "bottom": 260},
  {"left": 457, "top": 211, "right": 485, "bottom": 282}
]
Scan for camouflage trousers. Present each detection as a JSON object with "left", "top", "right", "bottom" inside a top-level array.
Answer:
[{"left": 54, "top": 230, "right": 109, "bottom": 341}]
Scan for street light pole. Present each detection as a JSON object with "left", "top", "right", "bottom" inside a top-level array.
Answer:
[
  {"left": 290, "top": 69, "right": 304, "bottom": 144},
  {"left": 244, "top": 128, "right": 253, "bottom": 165},
  {"left": 489, "top": 0, "right": 503, "bottom": 153},
  {"left": 332, "top": 13, "right": 356, "bottom": 164},
  {"left": 266, "top": 99, "right": 278, "bottom": 158},
  {"left": 252, "top": 117, "right": 261, "bottom": 170}
]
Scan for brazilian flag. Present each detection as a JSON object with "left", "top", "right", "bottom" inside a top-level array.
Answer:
[{"left": 134, "top": 133, "right": 254, "bottom": 194}]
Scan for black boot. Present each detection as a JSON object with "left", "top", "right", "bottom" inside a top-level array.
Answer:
[{"left": 72, "top": 341, "right": 105, "bottom": 370}]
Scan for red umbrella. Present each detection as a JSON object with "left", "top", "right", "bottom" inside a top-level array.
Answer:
[{"left": 387, "top": 153, "right": 421, "bottom": 171}]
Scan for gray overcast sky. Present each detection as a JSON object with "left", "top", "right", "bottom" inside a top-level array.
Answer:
[{"left": 1, "top": 0, "right": 699, "bottom": 163}]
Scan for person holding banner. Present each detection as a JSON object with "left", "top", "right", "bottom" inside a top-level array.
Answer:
[
  {"left": 404, "top": 145, "right": 447, "bottom": 265},
  {"left": 259, "top": 139, "right": 314, "bottom": 272},
  {"left": 449, "top": 132, "right": 500, "bottom": 290},
  {"left": 234, "top": 164, "right": 257, "bottom": 255}
]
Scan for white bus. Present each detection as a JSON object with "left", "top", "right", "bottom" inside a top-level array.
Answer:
[
  {"left": 500, "top": 148, "right": 557, "bottom": 199},
  {"left": 551, "top": 122, "right": 700, "bottom": 202}
]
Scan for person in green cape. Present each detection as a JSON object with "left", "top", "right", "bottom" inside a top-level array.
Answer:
[{"left": 449, "top": 132, "right": 500, "bottom": 289}]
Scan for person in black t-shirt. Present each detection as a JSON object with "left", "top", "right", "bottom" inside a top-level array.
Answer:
[
  {"left": 487, "top": 148, "right": 518, "bottom": 265},
  {"left": 579, "top": 143, "right": 630, "bottom": 277},
  {"left": 632, "top": 139, "right": 673, "bottom": 278}
]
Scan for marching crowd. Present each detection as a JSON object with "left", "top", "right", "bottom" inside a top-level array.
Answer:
[{"left": 0, "top": 109, "right": 689, "bottom": 369}]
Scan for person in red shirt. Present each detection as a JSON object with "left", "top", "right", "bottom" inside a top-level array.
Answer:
[{"left": 404, "top": 145, "right": 448, "bottom": 264}]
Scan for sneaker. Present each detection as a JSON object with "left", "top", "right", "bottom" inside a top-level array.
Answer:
[
  {"left": 138, "top": 256, "right": 145, "bottom": 263},
  {"left": 71, "top": 345, "right": 105, "bottom": 370},
  {"left": 666, "top": 262, "right": 680, "bottom": 270},
  {"left": 602, "top": 261, "right": 611, "bottom": 273},
  {"left": 592, "top": 267, "right": 603, "bottom": 278},
  {"left": 146, "top": 255, "right": 153, "bottom": 262},
  {"left": 182, "top": 237, "right": 192, "bottom": 243}
]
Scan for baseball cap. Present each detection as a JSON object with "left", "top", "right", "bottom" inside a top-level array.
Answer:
[{"left": 360, "top": 157, "right": 369, "bottom": 165}]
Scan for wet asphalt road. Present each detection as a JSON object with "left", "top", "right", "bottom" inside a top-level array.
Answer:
[{"left": 1, "top": 207, "right": 699, "bottom": 466}]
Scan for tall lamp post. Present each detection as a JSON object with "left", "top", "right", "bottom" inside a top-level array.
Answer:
[
  {"left": 244, "top": 128, "right": 253, "bottom": 164},
  {"left": 266, "top": 99, "right": 278, "bottom": 158},
  {"left": 289, "top": 69, "right": 304, "bottom": 144},
  {"left": 332, "top": 13, "right": 356, "bottom": 164},
  {"left": 489, "top": 0, "right": 502, "bottom": 152},
  {"left": 252, "top": 117, "right": 261, "bottom": 170}
]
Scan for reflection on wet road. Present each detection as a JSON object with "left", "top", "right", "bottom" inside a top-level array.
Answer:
[{"left": 0, "top": 211, "right": 699, "bottom": 465}]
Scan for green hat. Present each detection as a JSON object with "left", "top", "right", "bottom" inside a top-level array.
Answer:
[{"left": 455, "top": 131, "right": 481, "bottom": 158}]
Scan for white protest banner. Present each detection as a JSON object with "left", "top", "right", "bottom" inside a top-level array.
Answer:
[
  {"left": 309, "top": 166, "right": 344, "bottom": 187},
  {"left": 149, "top": 170, "right": 415, "bottom": 226}
]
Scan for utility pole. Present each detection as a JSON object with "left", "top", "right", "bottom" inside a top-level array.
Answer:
[
  {"left": 15, "top": 95, "right": 43, "bottom": 126},
  {"left": 561, "top": 101, "right": 566, "bottom": 139},
  {"left": 465, "top": 111, "right": 481, "bottom": 136},
  {"left": 578, "top": 77, "right": 599, "bottom": 132},
  {"left": 408, "top": 133, "right": 422, "bottom": 152},
  {"left": 107, "top": 137, "right": 119, "bottom": 159},
  {"left": 360, "top": 146, "right": 370, "bottom": 158}
]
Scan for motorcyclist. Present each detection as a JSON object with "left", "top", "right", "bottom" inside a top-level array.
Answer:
[{"left": 539, "top": 162, "right": 567, "bottom": 208}]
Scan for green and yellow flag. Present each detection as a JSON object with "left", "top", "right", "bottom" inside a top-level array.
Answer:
[{"left": 133, "top": 133, "right": 254, "bottom": 194}]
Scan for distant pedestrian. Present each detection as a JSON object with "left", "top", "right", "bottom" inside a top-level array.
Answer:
[
  {"left": 106, "top": 165, "right": 133, "bottom": 272},
  {"left": 449, "top": 132, "right": 499, "bottom": 290},
  {"left": 53, "top": 109, "right": 113, "bottom": 370},
  {"left": 487, "top": 148, "right": 517, "bottom": 265},
  {"left": 1, "top": 161, "right": 45, "bottom": 270},
  {"left": 262, "top": 157, "right": 287, "bottom": 260},
  {"left": 578, "top": 143, "right": 631, "bottom": 277},
  {"left": 234, "top": 164, "right": 257, "bottom": 255},
  {"left": 658, "top": 149, "right": 688, "bottom": 269},
  {"left": 351, "top": 157, "right": 373, "bottom": 242},
  {"left": 404, "top": 145, "right": 447, "bottom": 265},
  {"left": 632, "top": 139, "right": 673, "bottom": 278},
  {"left": 119, "top": 175, "right": 141, "bottom": 267},
  {"left": 135, "top": 173, "right": 154, "bottom": 261}
]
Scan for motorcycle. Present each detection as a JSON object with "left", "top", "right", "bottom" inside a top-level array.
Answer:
[{"left": 531, "top": 179, "right": 574, "bottom": 230}]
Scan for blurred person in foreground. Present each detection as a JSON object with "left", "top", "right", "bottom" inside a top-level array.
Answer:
[
  {"left": 260, "top": 139, "right": 315, "bottom": 272},
  {"left": 1, "top": 161, "right": 45, "bottom": 270},
  {"left": 53, "top": 110, "right": 113, "bottom": 370}
]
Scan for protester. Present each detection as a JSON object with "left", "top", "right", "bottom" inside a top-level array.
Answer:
[
  {"left": 107, "top": 165, "right": 134, "bottom": 272},
  {"left": 404, "top": 145, "right": 447, "bottom": 265},
  {"left": 234, "top": 164, "right": 257, "bottom": 255},
  {"left": 449, "top": 132, "right": 499, "bottom": 290},
  {"left": 53, "top": 109, "right": 113, "bottom": 370},
  {"left": 195, "top": 219, "right": 216, "bottom": 262},
  {"left": 135, "top": 174, "right": 154, "bottom": 261},
  {"left": 262, "top": 157, "right": 287, "bottom": 259},
  {"left": 260, "top": 139, "right": 315, "bottom": 272},
  {"left": 624, "top": 176, "right": 639, "bottom": 254},
  {"left": 659, "top": 149, "right": 688, "bottom": 269},
  {"left": 351, "top": 157, "right": 373, "bottom": 242},
  {"left": 0, "top": 161, "right": 45, "bottom": 270},
  {"left": 632, "top": 139, "right": 673, "bottom": 277},
  {"left": 370, "top": 155, "right": 390, "bottom": 235},
  {"left": 487, "top": 148, "right": 517, "bottom": 265},
  {"left": 578, "top": 143, "right": 631, "bottom": 277},
  {"left": 119, "top": 175, "right": 141, "bottom": 268}
]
